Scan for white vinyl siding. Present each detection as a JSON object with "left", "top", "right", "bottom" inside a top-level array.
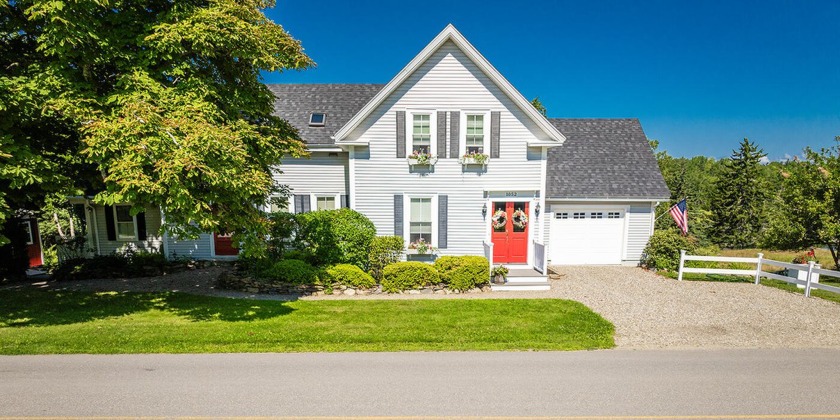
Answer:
[
  {"left": 346, "top": 40, "right": 546, "bottom": 257},
  {"left": 625, "top": 206, "right": 655, "bottom": 262},
  {"left": 274, "top": 152, "right": 349, "bottom": 211}
]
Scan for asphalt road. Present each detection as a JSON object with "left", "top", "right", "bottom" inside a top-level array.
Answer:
[{"left": 1, "top": 349, "right": 839, "bottom": 418}]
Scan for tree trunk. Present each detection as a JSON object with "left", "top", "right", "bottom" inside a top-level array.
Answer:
[
  {"left": 830, "top": 243, "right": 839, "bottom": 270},
  {"left": 69, "top": 216, "right": 75, "bottom": 238}
]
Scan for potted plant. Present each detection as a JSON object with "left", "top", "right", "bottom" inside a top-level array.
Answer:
[
  {"left": 407, "top": 150, "right": 437, "bottom": 166},
  {"left": 491, "top": 265, "right": 509, "bottom": 284},
  {"left": 459, "top": 151, "right": 489, "bottom": 166},
  {"left": 407, "top": 238, "right": 436, "bottom": 255}
]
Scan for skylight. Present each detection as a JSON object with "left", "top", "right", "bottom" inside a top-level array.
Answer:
[{"left": 309, "top": 113, "right": 326, "bottom": 126}]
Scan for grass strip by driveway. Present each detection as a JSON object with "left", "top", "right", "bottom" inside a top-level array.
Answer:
[{"left": 0, "top": 290, "right": 614, "bottom": 354}]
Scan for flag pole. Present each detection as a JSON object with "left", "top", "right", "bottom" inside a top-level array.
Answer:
[{"left": 654, "top": 197, "right": 687, "bottom": 222}]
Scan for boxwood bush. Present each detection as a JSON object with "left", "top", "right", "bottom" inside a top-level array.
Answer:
[
  {"left": 381, "top": 261, "right": 439, "bottom": 292},
  {"left": 323, "top": 264, "right": 376, "bottom": 289},
  {"left": 641, "top": 229, "right": 698, "bottom": 271},
  {"left": 295, "top": 208, "right": 376, "bottom": 268},
  {"left": 434, "top": 255, "right": 490, "bottom": 291},
  {"left": 263, "top": 259, "right": 319, "bottom": 285}
]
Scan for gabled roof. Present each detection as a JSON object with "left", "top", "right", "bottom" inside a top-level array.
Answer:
[
  {"left": 267, "top": 84, "right": 384, "bottom": 147},
  {"left": 332, "top": 24, "right": 565, "bottom": 146},
  {"left": 546, "top": 119, "right": 670, "bottom": 201}
]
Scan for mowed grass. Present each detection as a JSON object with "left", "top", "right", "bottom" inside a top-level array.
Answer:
[{"left": 0, "top": 290, "right": 614, "bottom": 354}]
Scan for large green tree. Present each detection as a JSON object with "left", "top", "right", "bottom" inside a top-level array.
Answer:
[
  {"left": 0, "top": 0, "right": 312, "bottom": 254},
  {"left": 709, "top": 138, "right": 767, "bottom": 248},
  {"left": 764, "top": 137, "right": 840, "bottom": 268}
]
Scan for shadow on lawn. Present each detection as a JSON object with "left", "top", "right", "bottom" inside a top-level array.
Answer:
[{"left": 0, "top": 290, "right": 294, "bottom": 327}]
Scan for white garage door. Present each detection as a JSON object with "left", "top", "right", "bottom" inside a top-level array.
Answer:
[{"left": 550, "top": 209, "right": 625, "bottom": 265}]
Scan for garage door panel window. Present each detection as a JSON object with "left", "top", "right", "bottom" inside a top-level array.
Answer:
[
  {"left": 555, "top": 212, "right": 568, "bottom": 219},
  {"left": 608, "top": 212, "right": 621, "bottom": 219},
  {"left": 573, "top": 212, "right": 585, "bottom": 219},
  {"left": 591, "top": 212, "right": 603, "bottom": 219}
]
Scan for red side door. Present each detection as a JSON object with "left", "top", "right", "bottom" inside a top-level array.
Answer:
[
  {"left": 213, "top": 232, "right": 239, "bottom": 256},
  {"left": 23, "top": 219, "right": 43, "bottom": 268},
  {"left": 491, "top": 202, "right": 529, "bottom": 264}
]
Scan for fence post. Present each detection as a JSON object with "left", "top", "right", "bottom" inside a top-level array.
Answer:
[
  {"left": 678, "top": 249, "right": 686, "bottom": 281},
  {"left": 754, "top": 253, "right": 764, "bottom": 285},
  {"left": 805, "top": 261, "right": 815, "bottom": 298}
]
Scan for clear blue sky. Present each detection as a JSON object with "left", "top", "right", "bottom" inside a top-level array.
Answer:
[{"left": 263, "top": 0, "right": 839, "bottom": 160}]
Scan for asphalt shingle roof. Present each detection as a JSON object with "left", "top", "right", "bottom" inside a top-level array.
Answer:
[
  {"left": 267, "top": 85, "right": 669, "bottom": 200},
  {"left": 547, "top": 119, "right": 670, "bottom": 200},
  {"left": 267, "top": 84, "right": 384, "bottom": 146}
]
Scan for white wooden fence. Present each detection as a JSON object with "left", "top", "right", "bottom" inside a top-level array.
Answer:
[{"left": 677, "top": 250, "right": 840, "bottom": 298}]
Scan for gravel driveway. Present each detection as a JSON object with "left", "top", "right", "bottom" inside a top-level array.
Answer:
[{"left": 4, "top": 265, "right": 839, "bottom": 349}]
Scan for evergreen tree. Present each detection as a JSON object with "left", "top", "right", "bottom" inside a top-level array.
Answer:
[{"left": 709, "top": 138, "right": 768, "bottom": 248}]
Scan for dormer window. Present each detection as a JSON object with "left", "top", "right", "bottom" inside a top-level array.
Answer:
[{"left": 309, "top": 113, "right": 326, "bottom": 126}]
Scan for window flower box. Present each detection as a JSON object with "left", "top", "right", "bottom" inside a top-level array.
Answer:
[
  {"left": 407, "top": 238, "right": 436, "bottom": 255},
  {"left": 407, "top": 151, "right": 437, "bottom": 166},
  {"left": 459, "top": 152, "right": 489, "bottom": 166}
]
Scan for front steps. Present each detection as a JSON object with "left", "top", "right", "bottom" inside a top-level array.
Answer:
[{"left": 490, "top": 267, "right": 550, "bottom": 291}]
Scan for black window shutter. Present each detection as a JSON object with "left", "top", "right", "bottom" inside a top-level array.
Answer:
[
  {"left": 490, "top": 111, "right": 501, "bottom": 158},
  {"left": 438, "top": 195, "right": 448, "bottom": 249},
  {"left": 394, "top": 194, "right": 403, "bottom": 237},
  {"left": 449, "top": 111, "right": 460, "bottom": 159},
  {"left": 104, "top": 205, "right": 116, "bottom": 241},
  {"left": 396, "top": 111, "right": 406, "bottom": 158},
  {"left": 136, "top": 211, "right": 147, "bottom": 240},
  {"left": 341, "top": 194, "right": 348, "bottom": 208},
  {"left": 437, "top": 111, "right": 447, "bottom": 158}
]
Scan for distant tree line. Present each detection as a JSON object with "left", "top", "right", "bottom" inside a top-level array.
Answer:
[{"left": 651, "top": 136, "right": 840, "bottom": 268}]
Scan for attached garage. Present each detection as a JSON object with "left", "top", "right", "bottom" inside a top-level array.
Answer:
[{"left": 549, "top": 207, "right": 625, "bottom": 265}]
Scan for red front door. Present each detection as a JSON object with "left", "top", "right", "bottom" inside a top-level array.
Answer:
[
  {"left": 491, "top": 202, "right": 529, "bottom": 264},
  {"left": 213, "top": 232, "right": 239, "bottom": 256},
  {"left": 22, "top": 219, "right": 42, "bottom": 268}
]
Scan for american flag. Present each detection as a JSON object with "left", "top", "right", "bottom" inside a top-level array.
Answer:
[{"left": 669, "top": 199, "right": 688, "bottom": 235}]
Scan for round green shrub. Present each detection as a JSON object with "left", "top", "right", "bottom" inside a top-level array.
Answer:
[
  {"left": 381, "top": 261, "right": 439, "bottom": 292},
  {"left": 295, "top": 208, "right": 376, "bottom": 268},
  {"left": 264, "top": 259, "right": 319, "bottom": 285},
  {"left": 641, "top": 229, "right": 698, "bottom": 271},
  {"left": 323, "top": 264, "right": 376, "bottom": 289},
  {"left": 435, "top": 255, "right": 490, "bottom": 291}
]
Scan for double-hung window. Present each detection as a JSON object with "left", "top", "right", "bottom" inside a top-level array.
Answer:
[
  {"left": 316, "top": 195, "right": 337, "bottom": 211},
  {"left": 409, "top": 197, "right": 432, "bottom": 244},
  {"left": 21, "top": 221, "right": 33, "bottom": 245},
  {"left": 465, "top": 114, "right": 484, "bottom": 154},
  {"left": 114, "top": 205, "right": 137, "bottom": 241},
  {"left": 411, "top": 114, "right": 431, "bottom": 155}
]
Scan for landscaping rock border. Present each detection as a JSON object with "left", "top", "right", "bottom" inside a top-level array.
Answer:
[{"left": 216, "top": 270, "right": 491, "bottom": 296}]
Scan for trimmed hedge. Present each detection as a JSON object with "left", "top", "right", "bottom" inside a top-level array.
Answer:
[
  {"left": 434, "top": 255, "right": 490, "bottom": 291},
  {"left": 381, "top": 261, "right": 439, "bottom": 292},
  {"left": 323, "top": 264, "right": 376, "bottom": 289},
  {"left": 263, "top": 259, "right": 319, "bottom": 285},
  {"left": 295, "top": 208, "right": 376, "bottom": 268}
]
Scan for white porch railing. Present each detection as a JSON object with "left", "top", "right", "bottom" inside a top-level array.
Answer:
[
  {"left": 483, "top": 241, "right": 494, "bottom": 270},
  {"left": 677, "top": 250, "right": 840, "bottom": 298},
  {"left": 533, "top": 241, "right": 546, "bottom": 274}
]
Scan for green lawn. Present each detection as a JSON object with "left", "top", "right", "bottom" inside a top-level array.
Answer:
[{"left": 0, "top": 290, "right": 614, "bottom": 354}]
